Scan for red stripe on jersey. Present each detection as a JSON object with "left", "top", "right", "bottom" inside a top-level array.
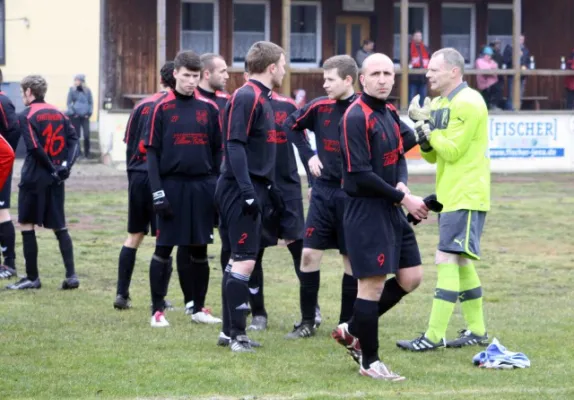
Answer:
[
  {"left": 357, "top": 99, "right": 373, "bottom": 159},
  {"left": 292, "top": 99, "right": 336, "bottom": 129},
  {"left": 148, "top": 91, "right": 176, "bottom": 146},
  {"left": 27, "top": 121, "right": 38, "bottom": 148},
  {"left": 126, "top": 92, "right": 165, "bottom": 144},
  {"left": 195, "top": 89, "right": 220, "bottom": 111},
  {"left": 215, "top": 90, "right": 231, "bottom": 100},
  {"left": 28, "top": 103, "right": 60, "bottom": 119},
  {"left": 271, "top": 92, "right": 298, "bottom": 108},
  {"left": 341, "top": 97, "right": 369, "bottom": 172},
  {"left": 245, "top": 82, "right": 262, "bottom": 135}
]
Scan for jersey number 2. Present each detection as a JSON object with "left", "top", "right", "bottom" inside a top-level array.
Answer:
[{"left": 42, "top": 123, "right": 65, "bottom": 157}]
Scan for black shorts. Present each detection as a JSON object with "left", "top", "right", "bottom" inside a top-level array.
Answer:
[
  {"left": 0, "top": 169, "right": 12, "bottom": 209},
  {"left": 18, "top": 183, "right": 66, "bottom": 230},
  {"left": 278, "top": 198, "right": 304, "bottom": 241},
  {"left": 216, "top": 177, "right": 276, "bottom": 261},
  {"left": 127, "top": 171, "right": 156, "bottom": 236},
  {"left": 156, "top": 176, "right": 216, "bottom": 246},
  {"left": 303, "top": 181, "right": 347, "bottom": 254},
  {"left": 345, "top": 198, "right": 421, "bottom": 279}
]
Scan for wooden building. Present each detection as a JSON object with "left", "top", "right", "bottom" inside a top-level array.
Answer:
[{"left": 102, "top": 0, "right": 574, "bottom": 110}]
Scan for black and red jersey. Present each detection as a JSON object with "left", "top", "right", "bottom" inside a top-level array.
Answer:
[
  {"left": 0, "top": 92, "right": 21, "bottom": 150},
  {"left": 284, "top": 94, "right": 357, "bottom": 184},
  {"left": 19, "top": 100, "right": 78, "bottom": 187},
  {"left": 269, "top": 92, "right": 304, "bottom": 200},
  {"left": 124, "top": 91, "right": 168, "bottom": 172},
  {"left": 221, "top": 79, "right": 276, "bottom": 183},
  {"left": 145, "top": 89, "right": 222, "bottom": 178},
  {"left": 197, "top": 87, "right": 230, "bottom": 114},
  {"left": 340, "top": 93, "right": 405, "bottom": 198}
]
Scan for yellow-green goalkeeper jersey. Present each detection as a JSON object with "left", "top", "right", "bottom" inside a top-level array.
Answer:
[{"left": 420, "top": 82, "right": 491, "bottom": 212}]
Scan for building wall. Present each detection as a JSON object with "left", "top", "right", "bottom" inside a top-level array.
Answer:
[
  {"left": 2, "top": 0, "right": 101, "bottom": 119},
  {"left": 104, "top": 0, "right": 574, "bottom": 109}
]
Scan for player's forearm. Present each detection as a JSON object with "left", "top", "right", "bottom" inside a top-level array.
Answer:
[
  {"left": 287, "top": 129, "right": 315, "bottom": 163},
  {"left": 66, "top": 132, "right": 80, "bottom": 167},
  {"left": 348, "top": 171, "right": 405, "bottom": 203},
  {"left": 227, "top": 140, "right": 254, "bottom": 195},
  {"left": 397, "top": 156, "right": 408, "bottom": 185},
  {"left": 429, "top": 133, "right": 465, "bottom": 162},
  {"left": 146, "top": 148, "right": 163, "bottom": 193},
  {"left": 31, "top": 148, "right": 56, "bottom": 173},
  {"left": 303, "top": 161, "right": 314, "bottom": 188},
  {"left": 420, "top": 148, "right": 437, "bottom": 164}
]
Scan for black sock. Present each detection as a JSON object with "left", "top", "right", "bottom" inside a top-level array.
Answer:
[
  {"left": 0, "top": 220, "right": 16, "bottom": 269},
  {"left": 220, "top": 248, "right": 231, "bottom": 272},
  {"left": 176, "top": 246, "right": 194, "bottom": 305},
  {"left": 226, "top": 271, "right": 250, "bottom": 339},
  {"left": 248, "top": 250, "right": 266, "bottom": 317},
  {"left": 299, "top": 270, "right": 320, "bottom": 324},
  {"left": 191, "top": 245, "right": 210, "bottom": 312},
  {"left": 150, "top": 246, "right": 173, "bottom": 314},
  {"left": 378, "top": 277, "right": 408, "bottom": 316},
  {"left": 353, "top": 298, "right": 380, "bottom": 369},
  {"left": 339, "top": 273, "right": 357, "bottom": 324},
  {"left": 287, "top": 239, "right": 303, "bottom": 280},
  {"left": 116, "top": 246, "right": 137, "bottom": 297},
  {"left": 22, "top": 230, "right": 38, "bottom": 280},
  {"left": 55, "top": 229, "right": 75, "bottom": 278},
  {"left": 221, "top": 264, "right": 231, "bottom": 336}
]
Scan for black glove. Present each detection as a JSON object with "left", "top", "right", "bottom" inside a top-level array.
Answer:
[
  {"left": 55, "top": 165, "right": 70, "bottom": 181},
  {"left": 50, "top": 170, "right": 62, "bottom": 185},
  {"left": 414, "top": 121, "right": 434, "bottom": 152},
  {"left": 152, "top": 189, "right": 173, "bottom": 219},
  {"left": 241, "top": 189, "right": 261, "bottom": 220},
  {"left": 407, "top": 194, "right": 443, "bottom": 225},
  {"left": 267, "top": 185, "right": 285, "bottom": 219}
]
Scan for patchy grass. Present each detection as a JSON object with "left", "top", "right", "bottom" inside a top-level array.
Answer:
[{"left": 1, "top": 173, "right": 573, "bottom": 399}]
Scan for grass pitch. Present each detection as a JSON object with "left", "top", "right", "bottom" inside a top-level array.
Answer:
[{"left": 1, "top": 168, "right": 573, "bottom": 400}]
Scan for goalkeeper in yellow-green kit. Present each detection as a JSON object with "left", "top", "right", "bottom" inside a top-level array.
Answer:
[{"left": 397, "top": 47, "right": 491, "bottom": 351}]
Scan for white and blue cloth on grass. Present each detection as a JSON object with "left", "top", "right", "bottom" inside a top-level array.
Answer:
[{"left": 473, "top": 338, "right": 531, "bottom": 369}]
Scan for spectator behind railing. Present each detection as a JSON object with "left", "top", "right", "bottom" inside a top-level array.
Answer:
[
  {"left": 489, "top": 40, "right": 506, "bottom": 110},
  {"left": 565, "top": 49, "right": 574, "bottom": 110},
  {"left": 502, "top": 34, "right": 530, "bottom": 110},
  {"left": 476, "top": 47, "right": 501, "bottom": 110}
]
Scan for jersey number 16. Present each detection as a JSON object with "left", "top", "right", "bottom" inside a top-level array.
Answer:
[{"left": 42, "top": 123, "right": 65, "bottom": 157}]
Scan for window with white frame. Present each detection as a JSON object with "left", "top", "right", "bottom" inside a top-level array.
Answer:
[
  {"left": 441, "top": 3, "right": 476, "bottom": 65},
  {"left": 487, "top": 4, "right": 513, "bottom": 51},
  {"left": 393, "top": 3, "right": 429, "bottom": 63},
  {"left": 181, "top": 0, "right": 219, "bottom": 54},
  {"left": 233, "top": 0, "right": 270, "bottom": 64},
  {"left": 291, "top": 2, "right": 321, "bottom": 65}
]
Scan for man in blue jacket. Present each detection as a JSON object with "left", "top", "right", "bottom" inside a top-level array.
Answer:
[{"left": 67, "top": 74, "right": 93, "bottom": 158}]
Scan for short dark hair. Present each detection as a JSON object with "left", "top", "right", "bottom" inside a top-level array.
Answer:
[
  {"left": 322, "top": 55, "right": 358, "bottom": 84},
  {"left": 160, "top": 61, "right": 176, "bottom": 89},
  {"left": 245, "top": 41, "right": 284, "bottom": 74},
  {"left": 201, "top": 53, "right": 224, "bottom": 72},
  {"left": 174, "top": 51, "right": 201, "bottom": 71},
  {"left": 363, "top": 39, "right": 374, "bottom": 46},
  {"left": 21, "top": 75, "right": 48, "bottom": 99}
]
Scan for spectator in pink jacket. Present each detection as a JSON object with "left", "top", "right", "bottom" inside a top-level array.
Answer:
[{"left": 476, "top": 46, "right": 500, "bottom": 110}]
